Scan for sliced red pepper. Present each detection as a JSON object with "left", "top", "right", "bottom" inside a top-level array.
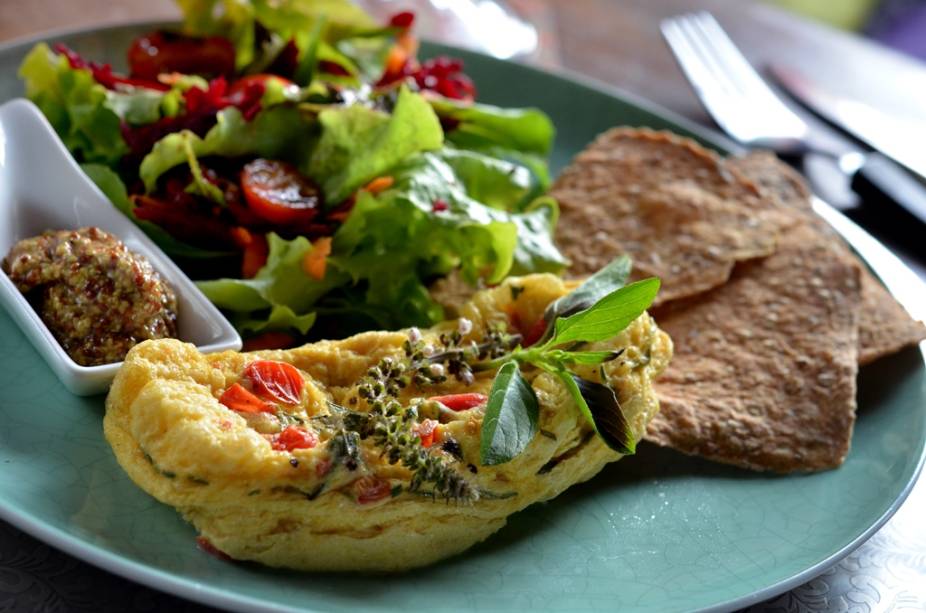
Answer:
[
  {"left": 244, "top": 360, "right": 304, "bottom": 405},
  {"left": 219, "top": 383, "right": 274, "bottom": 414},
  {"left": 428, "top": 393, "right": 488, "bottom": 411},
  {"left": 353, "top": 476, "right": 392, "bottom": 504},
  {"left": 132, "top": 194, "right": 238, "bottom": 249},
  {"left": 414, "top": 418, "right": 440, "bottom": 448},
  {"left": 272, "top": 425, "right": 318, "bottom": 452}
]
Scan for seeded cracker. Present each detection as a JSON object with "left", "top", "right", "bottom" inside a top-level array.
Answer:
[
  {"left": 728, "top": 152, "right": 926, "bottom": 365},
  {"left": 647, "top": 224, "right": 862, "bottom": 472},
  {"left": 551, "top": 128, "right": 789, "bottom": 304}
]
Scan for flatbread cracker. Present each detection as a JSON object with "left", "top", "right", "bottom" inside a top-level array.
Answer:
[
  {"left": 551, "top": 129, "right": 788, "bottom": 304},
  {"left": 647, "top": 225, "right": 862, "bottom": 472},
  {"left": 728, "top": 152, "right": 926, "bottom": 364},
  {"left": 858, "top": 274, "right": 926, "bottom": 365}
]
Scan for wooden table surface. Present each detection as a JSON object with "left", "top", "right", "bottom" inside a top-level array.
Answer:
[{"left": 1, "top": 1, "right": 925, "bottom": 612}]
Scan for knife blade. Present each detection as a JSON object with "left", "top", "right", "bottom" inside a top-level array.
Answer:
[{"left": 769, "top": 64, "right": 926, "bottom": 182}]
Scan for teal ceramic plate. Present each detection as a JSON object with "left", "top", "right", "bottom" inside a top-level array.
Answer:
[{"left": 1, "top": 23, "right": 924, "bottom": 613}]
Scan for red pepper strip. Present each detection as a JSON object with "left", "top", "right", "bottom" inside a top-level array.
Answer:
[
  {"left": 522, "top": 317, "right": 548, "bottom": 347},
  {"left": 272, "top": 426, "right": 318, "bottom": 452},
  {"left": 428, "top": 393, "right": 488, "bottom": 411},
  {"left": 353, "top": 476, "right": 392, "bottom": 504},
  {"left": 219, "top": 383, "right": 274, "bottom": 414},
  {"left": 415, "top": 419, "right": 440, "bottom": 448},
  {"left": 196, "top": 536, "right": 232, "bottom": 560}
]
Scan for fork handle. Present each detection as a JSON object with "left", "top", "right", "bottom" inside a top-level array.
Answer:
[{"left": 852, "top": 152, "right": 926, "bottom": 228}]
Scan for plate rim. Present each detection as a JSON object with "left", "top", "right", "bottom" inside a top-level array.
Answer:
[{"left": 0, "top": 19, "right": 924, "bottom": 613}]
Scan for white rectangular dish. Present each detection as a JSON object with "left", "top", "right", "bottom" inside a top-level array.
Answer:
[{"left": 0, "top": 98, "right": 241, "bottom": 395}]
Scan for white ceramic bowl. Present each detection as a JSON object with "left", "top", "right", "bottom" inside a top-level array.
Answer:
[{"left": 0, "top": 98, "right": 241, "bottom": 395}]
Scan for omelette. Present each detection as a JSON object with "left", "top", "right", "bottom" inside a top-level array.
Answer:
[{"left": 104, "top": 274, "right": 671, "bottom": 571}]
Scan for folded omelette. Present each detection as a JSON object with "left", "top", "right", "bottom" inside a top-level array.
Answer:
[{"left": 104, "top": 274, "right": 671, "bottom": 571}]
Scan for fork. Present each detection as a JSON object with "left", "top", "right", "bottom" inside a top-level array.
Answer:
[
  {"left": 661, "top": 12, "right": 860, "bottom": 170},
  {"left": 661, "top": 12, "right": 926, "bottom": 227}
]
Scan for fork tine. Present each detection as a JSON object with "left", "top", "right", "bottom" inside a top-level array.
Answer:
[
  {"left": 671, "top": 15, "right": 740, "bottom": 96},
  {"left": 661, "top": 17, "right": 739, "bottom": 120},
  {"left": 662, "top": 11, "right": 807, "bottom": 142},
  {"left": 688, "top": 12, "right": 793, "bottom": 110}
]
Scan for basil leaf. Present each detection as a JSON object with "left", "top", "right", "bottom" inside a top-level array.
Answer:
[
  {"left": 560, "top": 350, "right": 624, "bottom": 366},
  {"left": 554, "top": 370, "right": 635, "bottom": 455},
  {"left": 480, "top": 361, "right": 539, "bottom": 465},
  {"left": 550, "top": 278, "right": 660, "bottom": 347},
  {"left": 543, "top": 255, "right": 632, "bottom": 323}
]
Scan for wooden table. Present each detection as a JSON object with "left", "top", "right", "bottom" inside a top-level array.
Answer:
[{"left": 2, "top": 1, "right": 925, "bottom": 611}]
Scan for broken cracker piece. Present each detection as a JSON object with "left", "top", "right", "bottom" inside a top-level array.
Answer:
[
  {"left": 647, "top": 224, "right": 862, "bottom": 472},
  {"left": 551, "top": 128, "right": 789, "bottom": 304},
  {"left": 728, "top": 151, "right": 925, "bottom": 364}
]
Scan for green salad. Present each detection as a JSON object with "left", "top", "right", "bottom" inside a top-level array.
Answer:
[{"left": 19, "top": 0, "right": 566, "bottom": 347}]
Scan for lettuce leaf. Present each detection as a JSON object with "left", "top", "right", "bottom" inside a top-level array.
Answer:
[
  {"left": 139, "top": 104, "right": 315, "bottom": 191},
  {"left": 197, "top": 233, "right": 349, "bottom": 334},
  {"left": 19, "top": 44, "right": 128, "bottom": 166},
  {"left": 333, "top": 150, "right": 566, "bottom": 280},
  {"left": 306, "top": 87, "right": 443, "bottom": 203},
  {"left": 429, "top": 98, "right": 555, "bottom": 156},
  {"left": 194, "top": 146, "right": 563, "bottom": 334},
  {"left": 331, "top": 150, "right": 565, "bottom": 324},
  {"left": 177, "top": 0, "right": 375, "bottom": 71}
]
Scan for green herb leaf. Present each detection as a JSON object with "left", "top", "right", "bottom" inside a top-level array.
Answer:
[
  {"left": 550, "top": 277, "right": 660, "bottom": 347},
  {"left": 559, "top": 350, "right": 624, "bottom": 366},
  {"left": 480, "top": 361, "right": 539, "bottom": 465},
  {"left": 553, "top": 370, "right": 635, "bottom": 455},
  {"left": 544, "top": 255, "right": 633, "bottom": 324}
]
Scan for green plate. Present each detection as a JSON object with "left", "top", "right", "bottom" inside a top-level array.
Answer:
[{"left": 1, "top": 23, "right": 924, "bottom": 613}]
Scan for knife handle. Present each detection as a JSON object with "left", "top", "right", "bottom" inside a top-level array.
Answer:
[{"left": 851, "top": 152, "right": 926, "bottom": 227}]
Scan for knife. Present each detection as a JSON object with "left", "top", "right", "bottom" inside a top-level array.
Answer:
[
  {"left": 769, "top": 64, "right": 926, "bottom": 230},
  {"left": 769, "top": 64, "right": 926, "bottom": 182}
]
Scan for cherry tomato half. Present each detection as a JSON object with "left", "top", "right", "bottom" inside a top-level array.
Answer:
[
  {"left": 272, "top": 426, "right": 318, "bottom": 452},
  {"left": 219, "top": 383, "right": 274, "bottom": 414},
  {"left": 128, "top": 31, "right": 235, "bottom": 80},
  {"left": 240, "top": 159, "right": 322, "bottom": 225},
  {"left": 243, "top": 360, "right": 304, "bottom": 405}
]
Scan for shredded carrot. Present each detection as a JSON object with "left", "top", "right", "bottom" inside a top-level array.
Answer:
[
  {"left": 302, "top": 236, "right": 332, "bottom": 280},
  {"left": 397, "top": 32, "right": 419, "bottom": 57},
  {"left": 241, "top": 232, "right": 268, "bottom": 278},
  {"left": 363, "top": 176, "right": 394, "bottom": 194},
  {"left": 230, "top": 226, "right": 253, "bottom": 248},
  {"left": 384, "top": 44, "right": 408, "bottom": 77}
]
